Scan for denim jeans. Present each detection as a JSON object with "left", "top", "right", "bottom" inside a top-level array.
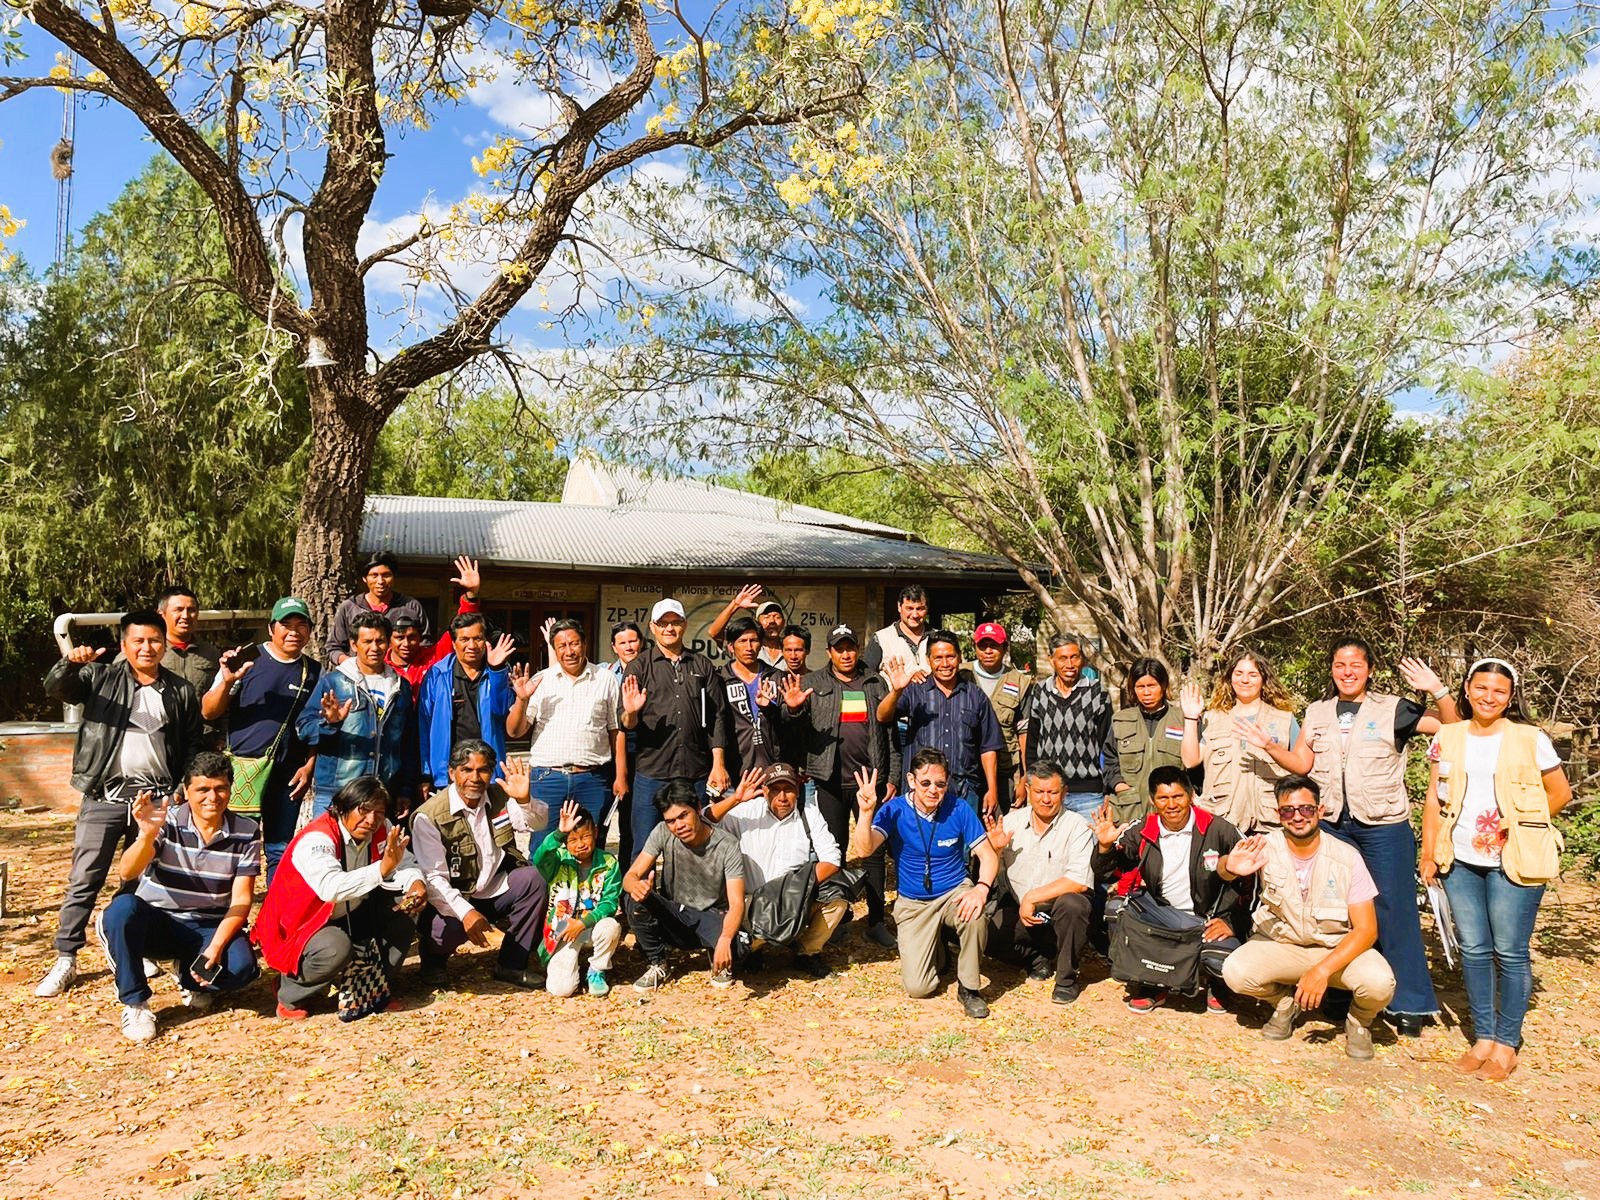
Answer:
[
  {"left": 101, "top": 892, "right": 259, "bottom": 1005},
  {"left": 1063, "top": 791, "right": 1103, "bottom": 820},
  {"left": 629, "top": 775, "right": 708, "bottom": 862},
  {"left": 1323, "top": 811, "right": 1439, "bottom": 1016},
  {"left": 529, "top": 767, "right": 610, "bottom": 838},
  {"left": 1442, "top": 862, "right": 1545, "bottom": 1046}
]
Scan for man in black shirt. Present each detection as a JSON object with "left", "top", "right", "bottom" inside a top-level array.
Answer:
[{"left": 620, "top": 599, "right": 733, "bottom": 859}]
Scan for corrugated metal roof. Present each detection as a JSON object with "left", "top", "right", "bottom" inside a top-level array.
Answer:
[
  {"left": 360, "top": 495, "right": 1018, "bottom": 578},
  {"left": 562, "top": 456, "right": 918, "bottom": 541}
]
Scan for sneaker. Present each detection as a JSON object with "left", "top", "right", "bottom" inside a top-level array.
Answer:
[
  {"left": 275, "top": 1001, "right": 310, "bottom": 1020},
  {"left": 586, "top": 970, "right": 610, "bottom": 997},
  {"left": 957, "top": 984, "right": 990, "bottom": 1020},
  {"left": 1206, "top": 989, "right": 1227, "bottom": 1015},
  {"left": 1051, "top": 981, "right": 1081, "bottom": 1006},
  {"left": 1262, "top": 994, "right": 1301, "bottom": 1041},
  {"left": 632, "top": 963, "right": 670, "bottom": 992},
  {"left": 794, "top": 954, "right": 831, "bottom": 979},
  {"left": 1345, "top": 1018, "right": 1376, "bottom": 1061},
  {"left": 93, "top": 908, "right": 118, "bottom": 977},
  {"left": 709, "top": 964, "right": 735, "bottom": 988},
  {"left": 1126, "top": 989, "right": 1168, "bottom": 1013},
  {"left": 179, "top": 988, "right": 214, "bottom": 1011},
  {"left": 35, "top": 955, "right": 78, "bottom": 998},
  {"left": 143, "top": 959, "right": 163, "bottom": 979},
  {"left": 120, "top": 1002, "right": 158, "bottom": 1043},
  {"left": 865, "top": 922, "right": 897, "bottom": 950}
]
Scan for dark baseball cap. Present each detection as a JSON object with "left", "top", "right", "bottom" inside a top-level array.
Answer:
[
  {"left": 765, "top": 763, "right": 802, "bottom": 789},
  {"left": 826, "top": 624, "right": 858, "bottom": 647}
]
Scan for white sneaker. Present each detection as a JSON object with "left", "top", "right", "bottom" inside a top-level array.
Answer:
[
  {"left": 120, "top": 1003, "right": 158, "bottom": 1043},
  {"left": 180, "top": 988, "right": 214, "bottom": 1011},
  {"left": 34, "top": 955, "right": 78, "bottom": 998},
  {"left": 144, "top": 959, "right": 163, "bottom": 979}
]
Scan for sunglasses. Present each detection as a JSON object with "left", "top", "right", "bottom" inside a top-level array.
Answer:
[{"left": 1276, "top": 803, "right": 1319, "bottom": 820}]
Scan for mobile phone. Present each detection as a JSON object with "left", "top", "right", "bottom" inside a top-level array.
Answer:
[
  {"left": 1033, "top": 910, "right": 1052, "bottom": 925},
  {"left": 190, "top": 955, "right": 222, "bottom": 986},
  {"left": 229, "top": 642, "right": 263, "bottom": 666}
]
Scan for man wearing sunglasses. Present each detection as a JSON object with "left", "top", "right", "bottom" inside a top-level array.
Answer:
[{"left": 1218, "top": 774, "right": 1396, "bottom": 1060}]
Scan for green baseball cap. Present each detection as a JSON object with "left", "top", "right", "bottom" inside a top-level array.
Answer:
[{"left": 270, "top": 596, "right": 312, "bottom": 623}]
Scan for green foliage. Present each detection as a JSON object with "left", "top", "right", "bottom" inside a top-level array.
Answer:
[
  {"left": 371, "top": 385, "right": 566, "bottom": 502},
  {"left": 0, "top": 156, "right": 308, "bottom": 712},
  {"left": 1560, "top": 801, "right": 1600, "bottom": 878}
]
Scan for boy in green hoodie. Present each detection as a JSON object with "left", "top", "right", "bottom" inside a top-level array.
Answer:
[{"left": 534, "top": 800, "right": 623, "bottom": 996}]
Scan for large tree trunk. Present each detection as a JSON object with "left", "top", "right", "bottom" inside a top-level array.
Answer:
[{"left": 290, "top": 370, "right": 383, "bottom": 645}]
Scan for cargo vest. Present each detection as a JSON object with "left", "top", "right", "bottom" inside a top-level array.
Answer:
[
  {"left": 1109, "top": 705, "right": 1188, "bottom": 822},
  {"left": 1252, "top": 830, "right": 1362, "bottom": 949},
  {"left": 1430, "top": 721, "right": 1560, "bottom": 885},
  {"left": 1197, "top": 705, "right": 1296, "bottom": 832},
  {"left": 966, "top": 662, "right": 1032, "bottom": 778},
  {"left": 1303, "top": 693, "right": 1407, "bottom": 825},
  {"left": 413, "top": 785, "right": 527, "bottom": 892},
  {"left": 872, "top": 623, "right": 930, "bottom": 677}
]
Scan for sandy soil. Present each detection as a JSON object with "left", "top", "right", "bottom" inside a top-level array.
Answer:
[{"left": 1, "top": 809, "right": 1597, "bottom": 1200}]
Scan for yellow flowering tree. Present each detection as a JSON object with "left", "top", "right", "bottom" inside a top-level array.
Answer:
[{"left": 0, "top": 0, "right": 868, "bottom": 625}]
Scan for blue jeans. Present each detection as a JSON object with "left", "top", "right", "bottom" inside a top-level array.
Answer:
[
  {"left": 1323, "top": 812, "right": 1439, "bottom": 1016},
  {"left": 1064, "top": 791, "right": 1103, "bottom": 820},
  {"left": 1443, "top": 862, "right": 1545, "bottom": 1046},
  {"left": 101, "top": 893, "right": 259, "bottom": 1005},
  {"left": 630, "top": 775, "right": 708, "bottom": 862},
  {"left": 528, "top": 767, "right": 610, "bottom": 837}
]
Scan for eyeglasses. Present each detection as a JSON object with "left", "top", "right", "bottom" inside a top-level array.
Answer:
[
  {"left": 911, "top": 779, "right": 949, "bottom": 791},
  {"left": 1276, "top": 803, "right": 1319, "bottom": 820}
]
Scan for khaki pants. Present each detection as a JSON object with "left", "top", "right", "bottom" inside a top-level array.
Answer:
[
  {"left": 893, "top": 888, "right": 987, "bottom": 997},
  {"left": 1222, "top": 937, "right": 1396, "bottom": 1025},
  {"left": 546, "top": 917, "right": 622, "bottom": 997},
  {"left": 794, "top": 898, "right": 849, "bottom": 956}
]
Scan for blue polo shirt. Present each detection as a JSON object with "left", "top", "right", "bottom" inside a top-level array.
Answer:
[
  {"left": 895, "top": 678, "right": 1003, "bottom": 798},
  {"left": 872, "top": 794, "right": 986, "bottom": 901}
]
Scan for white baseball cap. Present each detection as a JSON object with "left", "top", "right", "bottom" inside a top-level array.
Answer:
[{"left": 650, "top": 599, "right": 686, "bottom": 622}]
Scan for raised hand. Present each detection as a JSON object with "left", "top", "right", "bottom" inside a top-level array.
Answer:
[
  {"left": 884, "top": 656, "right": 912, "bottom": 691},
  {"left": 734, "top": 582, "right": 765, "bottom": 610},
  {"left": 130, "top": 790, "right": 169, "bottom": 839},
  {"left": 1179, "top": 681, "right": 1205, "bottom": 721},
  {"left": 983, "top": 808, "right": 1012, "bottom": 851},
  {"left": 1091, "top": 801, "right": 1130, "bottom": 850},
  {"left": 487, "top": 633, "right": 517, "bottom": 669},
  {"left": 621, "top": 673, "right": 647, "bottom": 716},
  {"left": 380, "top": 826, "right": 410, "bottom": 876},
  {"left": 540, "top": 616, "right": 557, "bottom": 646},
  {"left": 853, "top": 766, "right": 880, "bottom": 813},
  {"left": 1399, "top": 656, "right": 1446, "bottom": 697},
  {"left": 450, "top": 555, "right": 481, "bottom": 595},
  {"left": 755, "top": 677, "right": 778, "bottom": 709},
  {"left": 1238, "top": 718, "right": 1273, "bottom": 751},
  {"left": 731, "top": 766, "right": 769, "bottom": 805},
  {"left": 558, "top": 798, "right": 581, "bottom": 834},
  {"left": 782, "top": 672, "right": 814, "bottom": 711},
  {"left": 320, "top": 689, "right": 353, "bottom": 725},
  {"left": 500, "top": 755, "right": 533, "bottom": 800},
  {"left": 509, "top": 662, "right": 542, "bottom": 701},
  {"left": 66, "top": 644, "right": 107, "bottom": 665},
  {"left": 1223, "top": 834, "right": 1268, "bottom": 877}
]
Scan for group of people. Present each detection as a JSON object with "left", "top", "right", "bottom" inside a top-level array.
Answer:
[{"left": 29, "top": 570, "right": 1572, "bottom": 1082}]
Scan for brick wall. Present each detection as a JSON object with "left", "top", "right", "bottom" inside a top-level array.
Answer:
[{"left": 0, "top": 727, "right": 81, "bottom": 813}]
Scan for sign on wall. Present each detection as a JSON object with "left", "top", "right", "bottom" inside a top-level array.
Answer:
[{"left": 600, "top": 583, "right": 840, "bottom": 669}]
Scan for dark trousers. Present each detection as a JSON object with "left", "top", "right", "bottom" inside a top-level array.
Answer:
[
  {"left": 55, "top": 796, "right": 138, "bottom": 955},
  {"left": 629, "top": 775, "right": 708, "bottom": 862},
  {"left": 1323, "top": 811, "right": 1439, "bottom": 1016},
  {"left": 277, "top": 893, "right": 416, "bottom": 1008},
  {"left": 811, "top": 773, "right": 887, "bottom": 924},
  {"left": 624, "top": 891, "right": 747, "bottom": 967},
  {"left": 417, "top": 865, "right": 547, "bottom": 970},
  {"left": 989, "top": 892, "right": 1093, "bottom": 985},
  {"left": 101, "top": 893, "right": 259, "bottom": 1004}
]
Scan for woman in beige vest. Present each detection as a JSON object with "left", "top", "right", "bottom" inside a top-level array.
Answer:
[
  {"left": 1421, "top": 659, "right": 1571, "bottom": 1082},
  {"left": 1180, "top": 650, "right": 1311, "bottom": 832}
]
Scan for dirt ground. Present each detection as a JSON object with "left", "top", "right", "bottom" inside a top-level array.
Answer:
[{"left": 1, "top": 810, "right": 1597, "bottom": 1200}]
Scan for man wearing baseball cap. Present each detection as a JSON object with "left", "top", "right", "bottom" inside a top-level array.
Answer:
[
  {"left": 705, "top": 584, "right": 787, "bottom": 667},
  {"left": 619, "top": 598, "right": 734, "bottom": 859},
  {"left": 706, "top": 763, "right": 847, "bottom": 978},
  {"left": 965, "top": 622, "right": 1033, "bottom": 812}
]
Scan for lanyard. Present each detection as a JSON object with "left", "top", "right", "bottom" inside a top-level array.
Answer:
[{"left": 915, "top": 802, "right": 939, "bottom": 893}]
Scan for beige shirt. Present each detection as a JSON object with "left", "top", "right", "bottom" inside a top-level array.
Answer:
[{"left": 1000, "top": 806, "right": 1095, "bottom": 903}]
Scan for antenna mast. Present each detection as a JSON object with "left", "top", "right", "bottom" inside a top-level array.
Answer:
[{"left": 51, "top": 53, "right": 77, "bottom": 267}]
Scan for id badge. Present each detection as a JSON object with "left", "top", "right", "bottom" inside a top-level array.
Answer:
[{"left": 448, "top": 854, "right": 464, "bottom": 878}]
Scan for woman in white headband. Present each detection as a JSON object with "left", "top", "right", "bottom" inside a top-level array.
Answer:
[{"left": 1420, "top": 657, "right": 1571, "bottom": 1082}]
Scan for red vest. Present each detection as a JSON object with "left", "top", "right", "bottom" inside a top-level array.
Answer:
[
  {"left": 1114, "top": 807, "right": 1215, "bottom": 897},
  {"left": 252, "top": 812, "right": 388, "bottom": 974}
]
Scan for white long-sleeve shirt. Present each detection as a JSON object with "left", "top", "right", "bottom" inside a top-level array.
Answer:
[
  {"left": 411, "top": 785, "right": 546, "bottom": 922},
  {"left": 289, "top": 820, "right": 423, "bottom": 919}
]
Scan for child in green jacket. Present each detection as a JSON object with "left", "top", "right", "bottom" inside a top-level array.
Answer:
[{"left": 533, "top": 800, "right": 622, "bottom": 996}]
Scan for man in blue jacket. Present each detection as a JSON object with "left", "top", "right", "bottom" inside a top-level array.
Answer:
[
  {"left": 419, "top": 611, "right": 516, "bottom": 794},
  {"left": 296, "top": 612, "right": 419, "bottom": 818}
]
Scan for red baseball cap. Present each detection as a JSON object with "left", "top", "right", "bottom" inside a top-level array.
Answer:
[{"left": 974, "top": 622, "right": 1007, "bottom": 645}]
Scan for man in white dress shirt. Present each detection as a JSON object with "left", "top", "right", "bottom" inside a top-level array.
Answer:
[{"left": 410, "top": 740, "right": 550, "bottom": 989}]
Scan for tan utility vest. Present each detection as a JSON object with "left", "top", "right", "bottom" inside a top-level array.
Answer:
[
  {"left": 966, "top": 662, "right": 1032, "bottom": 775},
  {"left": 1197, "top": 705, "right": 1296, "bottom": 831},
  {"left": 872, "top": 623, "right": 930, "bottom": 678},
  {"left": 1303, "top": 693, "right": 1407, "bottom": 825},
  {"left": 1430, "top": 721, "right": 1561, "bottom": 885},
  {"left": 1109, "top": 706, "right": 1187, "bottom": 822},
  {"left": 413, "top": 785, "right": 528, "bottom": 892},
  {"left": 1253, "top": 830, "right": 1363, "bottom": 949}
]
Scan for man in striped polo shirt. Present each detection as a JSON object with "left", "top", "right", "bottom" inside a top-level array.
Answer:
[{"left": 96, "top": 751, "right": 262, "bottom": 1043}]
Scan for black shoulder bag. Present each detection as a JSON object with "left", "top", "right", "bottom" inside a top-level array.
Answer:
[{"left": 743, "top": 805, "right": 822, "bottom": 945}]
